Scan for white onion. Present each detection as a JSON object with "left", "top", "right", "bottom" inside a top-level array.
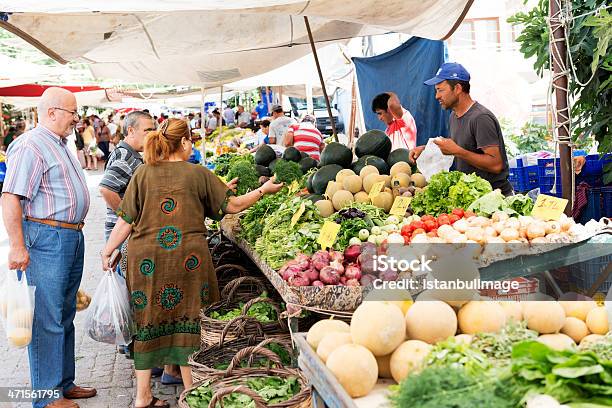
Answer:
[
  {"left": 452, "top": 219, "right": 469, "bottom": 234},
  {"left": 500, "top": 228, "right": 520, "bottom": 242}
]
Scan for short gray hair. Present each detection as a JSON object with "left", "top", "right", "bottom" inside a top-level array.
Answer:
[{"left": 123, "top": 111, "right": 153, "bottom": 137}]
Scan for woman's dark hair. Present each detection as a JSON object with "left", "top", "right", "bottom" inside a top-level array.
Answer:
[
  {"left": 446, "top": 80, "right": 471, "bottom": 94},
  {"left": 371, "top": 93, "right": 391, "bottom": 112},
  {"left": 260, "top": 119, "right": 271, "bottom": 128}
]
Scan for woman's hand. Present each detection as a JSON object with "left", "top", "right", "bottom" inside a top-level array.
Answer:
[
  {"left": 226, "top": 177, "right": 239, "bottom": 193},
  {"left": 101, "top": 250, "right": 113, "bottom": 272},
  {"left": 261, "top": 177, "right": 284, "bottom": 194}
]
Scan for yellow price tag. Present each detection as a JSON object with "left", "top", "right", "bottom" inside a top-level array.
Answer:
[
  {"left": 291, "top": 202, "right": 306, "bottom": 227},
  {"left": 389, "top": 196, "right": 412, "bottom": 216},
  {"left": 368, "top": 181, "right": 385, "bottom": 199},
  {"left": 318, "top": 221, "right": 341, "bottom": 250},
  {"left": 531, "top": 194, "right": 568, "bottom": 221}
]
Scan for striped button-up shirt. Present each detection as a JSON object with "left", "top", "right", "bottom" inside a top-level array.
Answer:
[{"left": 2, "top": 125, "right": 90, "bottom": 224}]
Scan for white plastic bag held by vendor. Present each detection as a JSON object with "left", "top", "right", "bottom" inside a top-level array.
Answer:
[{"left": 416, "top": 137, "right": 454, "bottom": 181}]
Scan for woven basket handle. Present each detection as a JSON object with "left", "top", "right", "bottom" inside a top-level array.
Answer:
[
  {"left": 241, "top": 297, "right": 287, "bottom": 329},
  {"left": 208, "top": 385, "right": 266, "bottom": 408},
  {"left": 251, "top": 337, "right": 293, "bottom": 362},
  {"left": 218, "top": 316, "right": 264, "bottom": 347},
  {"left": 225, "top": 345, "right": 283, "bottom": 377},
  {"left": 221, "top": 275, "right": 267, "bottom": 302}
]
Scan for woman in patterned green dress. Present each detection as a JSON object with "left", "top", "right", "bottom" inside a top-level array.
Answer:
[{"left": 101, "top": 118, "right": 283, "bottom": 408}]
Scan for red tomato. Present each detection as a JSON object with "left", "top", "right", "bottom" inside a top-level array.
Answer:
[
  {"left": 437, "top": 215, "right": 451, "bottom": 226},
  {"left": 452, "top": 208, "right": 464, "bottom": 218},
  {"left": 411, "top": 221, "right": 425, "bottom": 231},
  {"left": 448, "top": 214, "right": 460, "bottom": 224},
  {"left": 401, "top": 224, "right": 412, "bottom": 236},
  {"left": 412, "top": 228, "right": 426, "bottom": 236},
  {"left": 424, "top": 219, "right": 438, "bottom": 232},
  {"left": 420, "top": 215, "right": 435, "bottom": 223},
  {"left": 464, "top": 210, "right": 476, "bottom": 219},
  {"left": 403, "top": 235, "right": 411, "bottom": 245}
]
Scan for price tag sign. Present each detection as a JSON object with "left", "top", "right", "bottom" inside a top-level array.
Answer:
[
  {"left": 318, "top": 221, "right": 341, "bottom": 249},
  {"left": 291, "top": 202, "right": 306, "bottom": 227},
  {"left": 389, "top": 196, "right": 412, "bottom": 216},
  {"left": 368, "top": 181, "right": 385, "bottom": 199},
  {"left": 532, "top": 194, "right": 568, "bottom": 221}
]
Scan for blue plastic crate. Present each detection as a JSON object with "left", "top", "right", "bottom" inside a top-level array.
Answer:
[
  {"left": 580, "top": 188, "right": 602, "bottom": 223},
  {"left": 538, "top": 157, "right": 560, "bottom": 178},
  {"left": 509, "top": 159, "right": 539, "bottom": 192},
  {"left": 0, "top": 161, "right": 6, "bottom": 183},
  {"left": 583, "top": 153, "right": 612, "bottom": 177},
  {"left": 603, "top": 187, "right": 612, "bottom": 217},
  {"left": 568, "top": 254, "right": 612, "bottom": 294}
]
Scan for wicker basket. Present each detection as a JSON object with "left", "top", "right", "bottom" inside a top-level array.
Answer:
[
  {"left": 189, "top": 336, "right": 294, "bottom": 383},
  {"left": 218, "top": 275, "right": 271, "bottom": 305},
  {"left": 215, "top": 264, "right": 250, "bottom": 293},
  {"left": 200, "top": 298, "right": 288, "bottom": 347},
  {"left": 179, "top": 346, "right": 311, "bottom": 408}
]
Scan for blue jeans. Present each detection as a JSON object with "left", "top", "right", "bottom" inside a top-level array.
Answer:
[{"left": 23, "top": 220, "right": 84, "bottom": 408}]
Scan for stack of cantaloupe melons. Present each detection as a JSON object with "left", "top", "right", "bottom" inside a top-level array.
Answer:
[
  {"left": 314, "top": 163, "right": 427, "bottom": 218},
  {"left": 306, "top": 299, "right": 610, "bottom": 399}
]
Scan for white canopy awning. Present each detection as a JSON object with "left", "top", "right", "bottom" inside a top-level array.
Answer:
[
  {"left": 0, "top": 1, "right": 473, "bottom": 86},
  {"left": 0, "top": 54, "right": 60, "bottom": 87}
]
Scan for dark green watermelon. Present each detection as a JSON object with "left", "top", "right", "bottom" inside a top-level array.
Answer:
[
  {"left": 299, "top": 151, "right": 308, "bottom": 160},
  {"left": 319, "top": 142, "right": 353, "bottom": 168},
  {"left": 306, "top": 173, "right": 315, "bottom": 193},
  {"left": 355, "top": 129, "right": 392, "bottom": 160},
  {"left": 268, "top": 158, "right": 279, "bottom": 173},
  {"left": 255, "top": 165, "right": 271, "bottom": 177},
  {"left": 312, "top": 164, "right": 343, "bottom": 195},
  {"left": 254, "top": 144, "right": 276, "bottom": 166},
  {"left": 299, "top": 156, "right": 318, "bottom": 173},
  {"left": 282, "top": 147, "right": 302, "bottom": 162},
  {"left": 387, "top": 148, "right": 411, "bottom": 168},
  {"left": 304, "top": 194, "right": 325, "bottom": 203},
  {"left": 352, "top": 155, "right": 390, "bottom": 175}
]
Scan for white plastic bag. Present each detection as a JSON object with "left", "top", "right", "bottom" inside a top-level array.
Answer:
[
  {"left": 85, "top": 271, "right": 133, "bottom": 345},
  {"left": 416, "top": 137, "right": 455, "bottom": 181},
  {"left": 3, "top": 272, "right": 36, "bottom": 349}
]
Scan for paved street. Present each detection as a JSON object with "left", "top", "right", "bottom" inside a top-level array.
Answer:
[{"left": 0, "top": 169, "right": 184, "bottom": 408}]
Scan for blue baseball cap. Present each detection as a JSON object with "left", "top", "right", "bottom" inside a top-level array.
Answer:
[{"left": 424, "top": 62, "right": 471, "bottom": 86}]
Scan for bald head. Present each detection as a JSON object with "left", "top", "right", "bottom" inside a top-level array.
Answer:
[{"left": 38, "top": 87, "right": 78, "bottom": 137}]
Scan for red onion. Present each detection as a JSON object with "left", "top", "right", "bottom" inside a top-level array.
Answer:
[
  {"left": 358, "top": 252, "right": 375, "bottom": 275},
  {"left": 340, "top": 276, "right": 347, "bottom": 285},
  {"left": 312, "top": 280, "right": 325, "bottom": 287},
  {"left": 289, "top": 274, "right": 310, "bottom": 286},
  {"left": 294, "top": 253, "right": 311, "bottom": 270},
  {"left": 311, "top": 250, "right": 331, "bottom": 271},
  {"left": 329, "top": 250, "right": 344, "bottom": 264},
  {"left": 346, "top": 279, "right": 360, "bottom": 286},
  {"left": 360, "top": 274, "right": 377, "bottom": 286},
  {"left": 343, "top": 245, "right": 361, "bottom": 263},
  {"left": 344, "top": 264, "right": 362, "bottom": 280},
  {"left": 319, "top": 266, "right": 341, "bottom": 285},
  {"left": 379, "top": 270, "right": 398, "bottom": 282},
  {"left": 281, "top": 265, "right": 302, "bottom": 281},
  {"left": 303, "top": 267, "right": 319, "bottom": 282}
]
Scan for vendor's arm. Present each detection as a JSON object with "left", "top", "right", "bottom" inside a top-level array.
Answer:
[
  {"left": 284, "top": 129, "right": 294, "bottom": 147},
  {"left": 387, "top": 92, "right": 404, "bottom": 119},
  {"left": 434, "top": 138, "right": 504, "bottom": 174},
  {"left": 409, "top": 145, "right": 425, "bottom": 163},
  {"left": 225, "top": 178, "right": 284, "bottom": 214}
]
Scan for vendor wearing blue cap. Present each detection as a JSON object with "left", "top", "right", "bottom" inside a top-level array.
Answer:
[{"left": 410, "top": 62, "right": 513, "bottom": 196}]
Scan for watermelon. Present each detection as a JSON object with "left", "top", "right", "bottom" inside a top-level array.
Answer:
[
  {"left": 355, "top": 129, "right": 392, "bottom": 160},
  {"left": 299, "top": 156, "right": 318, "bottom": 173},
  {"left": 387, "top": 148, "right": 411, "bottom": 168},
  {"left": 307, "top": 172, "right": 315, "bottom": 193},
  {"left": 352, "top": 155, "right": 389, "bottom": 175},
  {"left": 283, "top": 146, "right": 302, "bottom": 162},
  {"left": 319, "top": 142, "right": 353, "bottom": 168},
  {"left": 254, "top": 145, "right": 276, "bottom": 166},
  {"left": 255, "top": 165, "right": 271, "bottom": 177},
  {"left": 312, "top": 164, "right": 343, "bottom": 195},
  {"left": 299, "top": 151, "right": 308, "bottom": 160}
]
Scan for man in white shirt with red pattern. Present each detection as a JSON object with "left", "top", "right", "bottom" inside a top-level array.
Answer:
[
  {"left": 371, "top": 92, "right": 417, "bottom": 151},
  {"left": 284, "top": 114, "right": 324, "bottom": 160}
]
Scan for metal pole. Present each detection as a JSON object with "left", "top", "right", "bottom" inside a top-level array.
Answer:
[
  {"left": 348, "top": 72, "right": 357, "bottom": 149},
  {"left": 200, "top": 87, "right": 207, "bottom": 164},
  {"left": 550, "top": 0, "right": 572, "bottom": 214},
  {"left": 304, "top": 16, "right": 338, "bottom": 142}
]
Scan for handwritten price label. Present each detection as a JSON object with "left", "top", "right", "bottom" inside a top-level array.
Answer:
[
  {"left": 532, "top": 194, "right": 568, "bottom": 221},
  {"left": 389, "top": 196, "right": 412, "bottom": 216},
  {"left": 318, "top": 221, "right": 341, "bottom": 249},
  {"left": 368, "top": 181, "right": 385, "bottom": 199},
  {"left": 290, "top": 202, "right": 306, "bottom": 227}
]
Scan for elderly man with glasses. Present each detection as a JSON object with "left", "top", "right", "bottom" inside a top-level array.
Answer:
[{"left": 2, "top": 87, "right": 97, "bottom": 408}]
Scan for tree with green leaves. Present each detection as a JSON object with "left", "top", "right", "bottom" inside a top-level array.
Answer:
[{"left": 508, "top": 1, "right": 611, "bottom": 182}]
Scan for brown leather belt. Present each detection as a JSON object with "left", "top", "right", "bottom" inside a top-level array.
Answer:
[{"left": 25, "top": 217, "right": 85, "bottom": 231}]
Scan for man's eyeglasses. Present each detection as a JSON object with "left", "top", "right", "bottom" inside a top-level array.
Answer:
[{"left": 52, "top": 107, "right": 79, "bottom": 119}]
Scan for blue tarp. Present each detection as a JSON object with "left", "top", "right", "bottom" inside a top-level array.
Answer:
[{"left": 353, "top": 37, "right": 450, "bottom": 146}]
